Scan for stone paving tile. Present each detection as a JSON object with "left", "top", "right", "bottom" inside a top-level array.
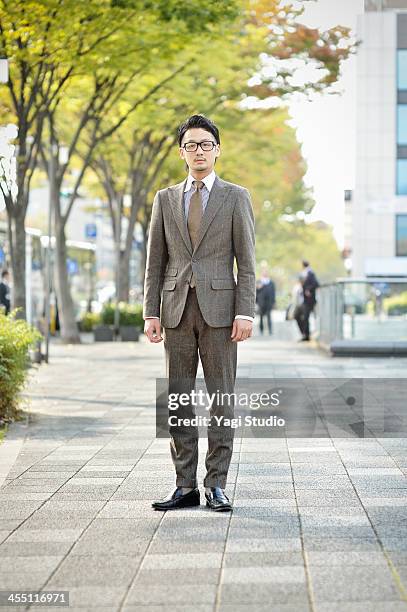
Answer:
[
  {"left": 302, "top": 536, "right": 382, "bottom": 552},
  {"left": 125, "top": 584, "right": 217, "bottom": 606},
  {"left": 219, "top": 582, "right": 309, "bottom": 604},
  {"left": 302, "top": 526, "right": 376, "bottom": 539},
  {"left": 0, "top": 500, "right": 45, "bottom": 519},
  {"left": 0, "top": 491, "right": 53, "bottom": 500},
  {"left": 148, "top": 539, "right": 226, "bottom": 554},
  {"left": 123, "top": 607, "right": 212, "bottom": 612},
  {"left": 0, "top": 555, "right": 63, "bottom": 574},
  {"left": 142, "top": 552, "right": 223, "bottom": 569},
  {"left": 315, "top": 604, "right": 407, "bottom": 612},
  {"left": 0, "top": 572, "right": 54, "bottom": 590},
  {"left": 70, "top": 532, "right": 151, "bottom": 557},
  {"left": 133, "top": 567, "right": 221, "bottom": 585},
  {"left": 5, "top": 528, "right": 84, "bottom": 542},
  {"left": 223, "top": 551, "right": 304, "bottom": 567},
  {"left": 47, "top": 554, "right": 139, "bottom": 587},
  {"left": 226, "top": 537, "right": 302, "bottom": 553},
  {"left": 0, "top": 519, "right": 25, "bottom": 531},
  {"left": 19, "top": 471, "right": 76, "bottom": 480},
  {"left": 0, "top": 530, "right": 11, "bottom": 544},
  {"left": 18, "top": 516, "right": 93, "bottom": 530},
  {"left": 219, "top": 606, "right": 311, "bottom": 612},
  {"left": 295, "top": 490, "right": 363, "bottom": 506},
  {"left": 0, "top": 541, "right": 75, "bottom": 557},
  {"left": 309, "top": 565, "right": 403, "bottom": 602},
  {"left": 234, "top": 484, "right": 295, "bottom": 498},
  {"left": 307, "top": 551, "right": 391, "bottom": 566},
  {"left": 28, "top": 500, "right": 107, "bottom": 519},
  {"left": 50, "top": 489, "right": 118, "bottom": 501},
  {"left": 381, "top": 538, "right": 407, "bottom": 551},
  {"left": 222, "top": 565, "right": 306, "bottom": 583}
]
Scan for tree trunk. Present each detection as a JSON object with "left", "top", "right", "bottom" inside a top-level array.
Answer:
[
  {"left": 140, "top": 224, "right": 148, "bottom": 290},
  {"left": 8, "top": 205, "right": 27, "bottom": 318},
  {"left": 119, "top": 249, "right": 131, "bottom": 302},
  {"left": 54, "top": 216, "right": 80, "bottom": 343}
]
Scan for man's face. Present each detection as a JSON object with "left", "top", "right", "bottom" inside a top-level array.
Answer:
[{"left": 179, "top": 128, "right": 220, "bottom": 175}]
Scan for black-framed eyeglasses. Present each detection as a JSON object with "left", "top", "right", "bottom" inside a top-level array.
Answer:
[{"left": 181, "top": 140, "right": 217, "bottom": 152}]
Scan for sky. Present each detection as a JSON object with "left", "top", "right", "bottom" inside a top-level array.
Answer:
[{"left": 286, "top": 0, "right": 365, "bottom": 246}]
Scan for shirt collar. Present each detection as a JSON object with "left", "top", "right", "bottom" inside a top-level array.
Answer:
[{"left": 184, "top": 170, "right": 216, "bottom": 193}]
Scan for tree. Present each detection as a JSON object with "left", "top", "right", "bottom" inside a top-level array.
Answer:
[
  {"left": 84, "top": 0, "right": 356, "bottom": 301},
  {"left": 0, "top": 0, "right": 240, "bottom": 321}
]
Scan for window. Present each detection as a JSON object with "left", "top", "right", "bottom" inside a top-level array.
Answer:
[
  {"left": 398, "top": 106, "right": 407, "bottom": 144},
  {"left": 397, "top": 50, "right": 407, "bottom": 89},
  {"left": 396, "top": 215, "right": 407, "bottom": 256},
  {"left": 396, "top": 160, "right": 407, "bottom": 194}
]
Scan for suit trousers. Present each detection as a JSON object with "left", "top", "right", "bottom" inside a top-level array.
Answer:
[{"left": 163, "top": 287, "right": 237, "bottom": 488}]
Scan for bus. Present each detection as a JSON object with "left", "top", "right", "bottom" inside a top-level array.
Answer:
[{"left": 0, "top": 220, "right": 96, "bottom": 329}]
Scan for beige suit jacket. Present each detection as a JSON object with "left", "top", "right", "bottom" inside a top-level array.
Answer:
[{"left": 143, "top": 175, "right": 256, "bottom": 328}]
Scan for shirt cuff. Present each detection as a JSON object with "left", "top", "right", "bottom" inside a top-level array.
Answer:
[
  {"left": 144, "top": 316, "right": 160, "bottom": 320},
  {"left": 234, "top": 315, "right": 254, "bottom": 322}
]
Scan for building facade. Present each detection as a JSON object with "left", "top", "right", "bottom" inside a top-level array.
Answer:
[{"left": 352, "top": 0, "right": 407, "bottom": 276}]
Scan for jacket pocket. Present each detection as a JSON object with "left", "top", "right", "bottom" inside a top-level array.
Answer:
[
  {"left": 211, "top": 279, "right": 236, "bottom": 290},
  {"left": 163, "top": 280, "right": 176, "bottom": 291},
  {"left": 165, "top": 267, "right": 178, "bottom": 277}
]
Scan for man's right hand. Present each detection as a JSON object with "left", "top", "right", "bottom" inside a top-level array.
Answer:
[{"left": 144, "top": 318, "right": 163, "bottom": 343}]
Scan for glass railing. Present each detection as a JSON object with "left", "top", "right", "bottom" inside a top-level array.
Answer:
[{"left": 317, "top": 278, "right": 407, "bottom": 344}]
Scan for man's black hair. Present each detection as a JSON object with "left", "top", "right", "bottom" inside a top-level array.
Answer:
[
  {"left": 1, "top": 269, "right": 9, "bottom": 279},
  {"left": 302, "top": 260, "right": 309, "bottom": 268},
  {"left": 178, "top": 115, "right": 220, "bottom": 146}
]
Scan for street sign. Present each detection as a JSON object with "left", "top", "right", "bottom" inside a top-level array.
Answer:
[
  {"left": 85, "top": 223, "right": 97, "bottom": 239},
  {"left": 66, "top": 258, "right": 79, "bottom": 276}
]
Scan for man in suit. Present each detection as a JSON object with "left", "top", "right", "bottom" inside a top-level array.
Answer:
[
  {"left": 0, "top": 270, "right": 11, "bottom": 315},
  {"left": 295, "top": 259, "right": 319, "bottom": 341},
  {"left": 143, "top": 114, "right": 256, "bottom": 512},
  {"left": 256, "top": 264, "right": 276, "bottom": 335}
]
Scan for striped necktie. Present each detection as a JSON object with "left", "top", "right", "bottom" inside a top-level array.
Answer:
[{"left": 187, "top": 180, "right": 204, "bottom": 287}]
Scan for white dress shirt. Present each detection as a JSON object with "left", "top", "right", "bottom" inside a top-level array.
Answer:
[{"left": 145, "top": 171, "right": 253, "bottom": 323}]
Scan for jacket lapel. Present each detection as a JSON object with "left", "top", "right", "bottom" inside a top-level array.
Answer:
[
  {"left": 168, "top": 179, "right": 193, "bottom": 254},
  {"left": 193, "top": 176, "right": 229, "bottom": 253}
]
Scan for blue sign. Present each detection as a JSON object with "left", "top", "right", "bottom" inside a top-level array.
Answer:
[
  {"left": 85, "top": 223, "right": 97, "bottom": 239},
  {"left": 66, "top": 258, "right": 79, "bottom": 276},
  {"left": 0, "top": 246, "right": 5, "bottom": 266}
]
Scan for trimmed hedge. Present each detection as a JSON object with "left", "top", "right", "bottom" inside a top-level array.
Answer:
[
  {"left": 0, "top": 311, "right": 42, "bottom": 421},
  {"left": 384, "top": 291, "right": 407, "bottom": 316},
  {"left": 101, "top": 303, "right": 143, "bottom": 328},
  {"left": 79, "top": 312, "right": 101, "bottom": 332}
]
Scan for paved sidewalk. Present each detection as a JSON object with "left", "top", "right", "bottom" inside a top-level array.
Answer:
[{"left": 0, "top": 319, "right": 406, "bottom": 611}]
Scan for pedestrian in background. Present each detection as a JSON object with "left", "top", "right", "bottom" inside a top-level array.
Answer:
[
  {"left": 295, "top": 259, "right": 319, "bottom": 341},
  {"left": 256, "top": 263, "right": 275, "bottom": 335},
  {"left": 0, "top": 270, "right": 11, "bottom": 315}
]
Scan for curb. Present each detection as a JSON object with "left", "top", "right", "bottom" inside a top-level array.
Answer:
[{"left": 0, "top": 420, "right": 28, "bottom": 489}]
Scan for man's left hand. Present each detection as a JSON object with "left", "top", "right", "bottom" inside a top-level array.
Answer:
[{"left": 231, "top": 319, "right": 253, "bottom": 342}]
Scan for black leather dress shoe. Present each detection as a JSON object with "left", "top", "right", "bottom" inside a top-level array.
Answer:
[
  {"left": 205, "top": 487, "right": 232, "bottom": 512},
  {"left": 152, "top": 487, "right": 200, "bottom": 511}
]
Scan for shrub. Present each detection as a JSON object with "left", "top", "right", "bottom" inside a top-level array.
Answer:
[
  {"left": 383, "top": 291, "right": 407, "bottom": 316},
  {"left": 79, "top": 312, "right": 101, "bottom": 332},
  {"left": 0, "top": 311, "right": 42, "bottom": 421},
  {"left": 100, "top": 302, "right": 143, "bottom": 328}
]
